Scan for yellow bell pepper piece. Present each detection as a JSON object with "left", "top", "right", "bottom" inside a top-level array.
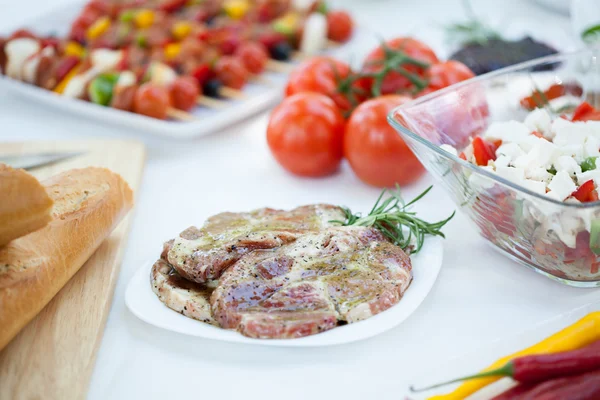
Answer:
[
  {"left": 164, "top": 42, "right": 181, "bottom": 60},
  {"left": 53, "top": 63, "right": 82, "bottom": 94},
  {"left": 86, "top": 16, "right": 111, "bottom": 40},
  {"left": 272, "top": 12, "right": 299, "bottom": 35},
  {"left": 134, "top": 10, "right": 155, "bottom": 29},
  {"left": 429, "top": 312, "right": 600, "bottom": 400},
  {"left": 172, "top": 21, "right": 192, "bottom": 41},
  {"left": 64, "top": 41, "right": 85, "bottom": 58},
  {"left": 223, "top": 0, "right": 250, "bottom": 20}
]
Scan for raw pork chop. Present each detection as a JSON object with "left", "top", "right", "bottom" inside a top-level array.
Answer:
[
  {"left": 164, "top": 205, "right": 345, "bottom": 283},
  {"left": 211, "top": 226, "right": 412, "bottom": 339}
]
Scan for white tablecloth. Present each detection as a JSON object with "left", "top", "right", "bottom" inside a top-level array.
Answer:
[{"left": 1, "top": 0, "right": 599, "bottom": 398}]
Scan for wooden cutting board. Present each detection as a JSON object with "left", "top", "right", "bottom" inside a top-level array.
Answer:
[{"left": 0, "top": 139, "right": 145, "bottom": 400}]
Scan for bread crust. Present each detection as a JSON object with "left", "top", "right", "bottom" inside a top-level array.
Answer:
[
  {"left": 0, "top": 164, "right": 54, "bottom": 247},
  {"left": 0, "top": 167, "right": 133, "bottom": 350}
]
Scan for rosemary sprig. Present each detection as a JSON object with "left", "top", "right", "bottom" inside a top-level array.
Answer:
[
  {"left": 445, "top": 0, "right": 501, "bottom": 46},
  {"left": 330, "top": 186, "right": 455, "bottom": 254}
]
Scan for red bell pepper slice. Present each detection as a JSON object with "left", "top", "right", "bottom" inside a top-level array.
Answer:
[
  {"left": 472, "top": 137, "right": 497, "bottom": 166},
  {"left": 458, "top": 152, "right": 467, "bottom": 160},
  {"left": 572, "top": 180, "right": 596, "bottom": 202},
  {"left": 572, "top": 102, "right": 595, "bottom": 121}
]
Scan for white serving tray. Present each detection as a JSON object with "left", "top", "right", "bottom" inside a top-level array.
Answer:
[
  {"left": 125, "top": 236, "right": 443, "bottom": 347},
  {"left": 407, "top": 300, "right": 600, "bottom": 399},
  {"left": 0, "top": 1, "right": 360, "bottom": 138}
]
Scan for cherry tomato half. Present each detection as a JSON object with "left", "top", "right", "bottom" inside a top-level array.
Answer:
[
  {"left": 133, "top": 83, "right": 170, "bottom": 119},
  {"left": 345, "top": 95, "right": 425, "bottom": 187},
  {"left": 267, "top": 93, "right": 345, "bottom": 177},
  {"left": 285, "top": 57, "right": 368, "bottom": 113},
  {"left": 326, "top": 11, "right": 354, "bottom": 43},
  {"left": 169, "top": 76, "right": 199, "bottom": 111},
  {"left": 235, "top": 42, "right": 269, "bottom": 74},
  {"left": 362, "top": 37, "right": 439, "bottom": 95},
  {"left": 214, "top": 56, "right": 248, "bottom": 90},
  {"left": 425, "top": 60, "right": 475, "bottom": 91}
]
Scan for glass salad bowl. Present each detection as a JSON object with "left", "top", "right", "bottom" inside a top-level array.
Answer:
[{"left": 388, "top": 48, "right": 600, "bottom": 287}]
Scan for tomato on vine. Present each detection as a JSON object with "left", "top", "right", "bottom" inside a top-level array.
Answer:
[
  {"left": 267, "top": 93, "right": 346, "bottom": 177},
  {"left": 285, "top": 57, "right": 369, "bottom": 114},
  {"left": 345, "top": 95, "right": 425, "bottom": 187},
  {"left": 362, "top": 37, "right": 439, "bottom": 96}
]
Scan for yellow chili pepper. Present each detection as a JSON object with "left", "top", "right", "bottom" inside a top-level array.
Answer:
[
  {"left": 53, "top": 63, "right": 82, "bottom": 94},
  {"left": 223, "top": 0, "right": 249, "bottom": 20},
  {"left": 429, "top": 312, "right": 600, "bottom": 400},
  {"left": 64, "top": 41, "right": 85, "bottom": 58},
  {"left": 134, "top": 10, "right": 155, "bottom": 29},
  {"left": 86, "top": 16, "right": 111, "bottom": 40},
  {"left": 172, "top": 21, "right": 192, "bottom": 40},
  {"left": 164, "top": 42, "right": 181, "bottom": 60}
]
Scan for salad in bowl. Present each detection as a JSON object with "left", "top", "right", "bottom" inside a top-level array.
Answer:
[{"left": 389, "top": 48, "right": 600, "bottom": 286}]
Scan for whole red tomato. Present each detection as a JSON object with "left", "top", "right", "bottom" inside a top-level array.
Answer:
[
  {"left": 169, "top": 76, "right": 199, "bottom": 111},
  {"left": 133, "top": 83, "right": 170, "bottom": 120},
  {"left": 267, "top": 93, "right": 345, "bottom": 177},
  {"left": 345, "top": 95, "right": 425, "bottom": 187},
  {"left": 214, "top": 56, "right": 249, "bottom": 89},
  {"left": 286, "top": 57, "right": 368, "bottom": 114},
  {"left": 326, "top": 11, "right": 354, "bottom": 43},
  {"left": 362, "top": 37, "right": 439, "bottom": 95},
  {"left": 235, "top": 42, "right": 269, "bottom": 74},
  {"left": 425, "top": 60, "right": 475, "bottom": 91}
]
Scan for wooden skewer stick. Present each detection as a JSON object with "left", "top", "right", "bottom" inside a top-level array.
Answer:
[
  {"left": 167, "top": 107, "right": 195, "bottom": 121},
  {"left": 197, "top": 96, "right": 227, "bottom": 109},
  {"left": 249, "top": 74, "right": 275, "bottom": 86},
  {"left": 219, "top": 86, "right": 247, "bottom": 100},
  {"left": 266, "top": 59, "right": 294, "bottom": 73}
]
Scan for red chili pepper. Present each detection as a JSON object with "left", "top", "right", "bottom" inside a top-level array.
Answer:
[
  {"left": 572, "top": 180, "right": 596, "bottom": 202},
  {"left": 572, "top": 102, "right": 595, "bottom": 121},
  {"left": 472, "top": 137, "right": 497, "bottom": 166},
  {"left": 191, "top": 63, "right": 212, "bottom": 86},
  {"left": 54, "top": 56, "right": 80, "bottom": 84},
  {"left": 493, "top": 368, "right": 600, "bottom": 400},
  {"left": 413, "top": 340, "right": 600, "bottom": 394}
]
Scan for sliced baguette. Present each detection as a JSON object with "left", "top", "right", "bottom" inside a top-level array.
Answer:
[
  {"left": 0, "top": 164, "right": 54, "bottom": 247},
  {"left": 0, "top": 167, "right": 133, "bottom": 351}
]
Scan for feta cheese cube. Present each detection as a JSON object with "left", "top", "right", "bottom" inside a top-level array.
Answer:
[
  {"left": 584, "top": 136, "right": 600, "bottom": 158},
  {"left": 547, "top": 171, "right": 577, "bottom": 200},
  {"left": 496, "top": 142, "right": 525, "bottom": 162},
  {"left": 554, "top": 155, "right": 582, "bottom": 176},
  {"left": 518, "top": 135, "right": 542, "bottom": 152},
  {"left": 527, "top": 138, "right": 560, "bottom": 169},
  {"left": 484, "top": 121, "right": 531, "bottom": 142},
  {"left": 493, "top": 155, "right": 511, "bottom": 168},
  {"left": 524, "top": 108, "right": 552, "bottom": 138},
  {"left": 521, "top": 179, "right": 547, "bottom": 195},
  {"left": 469, "top": 165, "right": 495, "bottom": 190},
  {"left": 495, "top": 166, "right": 525, "bottom": 183},
  {"left": 559, "top": 144, "right": 585, "bottom": 162},
  {"left": 527, "top": 167, "right": 552, "bottom": 182},
  {"left": 552, "top": 118, "right": 589, "bottom": 147},
  {"left": 586, "top": 121, "right": 600, "bottom": 139},
  {"left": 577, "top": 170, "right": 600, "bottom": 187},
  {"left": 440, "top": 144, "right": 458, "bottom": 156},
  {"left": 513, "top": 154, "right": 530, "bottom": 169}
]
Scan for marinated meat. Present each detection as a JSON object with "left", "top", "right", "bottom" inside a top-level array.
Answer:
[
  {"left": 164, "top": 204, "right": 346, "bottom": 283},
  {"left": 151, "top": 258, "right": 217, "bottom": 325},
  {"left": 211, "top": 226, "right": 412, "bottom": 339}
]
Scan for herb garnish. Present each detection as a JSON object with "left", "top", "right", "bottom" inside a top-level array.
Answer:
[{"left": 331, "top": 186, "right": 455, "bottom": 254}]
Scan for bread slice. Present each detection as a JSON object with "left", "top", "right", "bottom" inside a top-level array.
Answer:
[
  {"left": 0, "top": 167, "right": 133, "bottom": 350},
  {"left": 0, "top": 164, "right": 54, "bottom": 247}
]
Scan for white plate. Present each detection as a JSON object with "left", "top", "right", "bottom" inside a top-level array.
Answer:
[
  {"left": 125, "top": 236, "right": 444, "bottom": 347},
  {"left": 407, "top": 300, "right": 600, "bottom": 399},
  {"left": 0, "top": 1, "right": 360, "bottom": 138}
]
